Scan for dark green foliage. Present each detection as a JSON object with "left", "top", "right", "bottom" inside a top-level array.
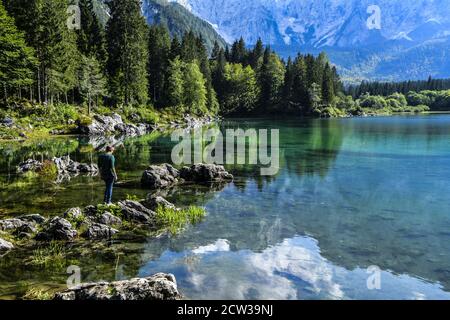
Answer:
[
  {"left": 0, "top": 2, "right": 36, "bottom": 100},
  {"left": 148, "top": 24, "right": 171, "bottom": 105},
  {"left": 106, "top": 0, "right": 149, "bottom": 106}
]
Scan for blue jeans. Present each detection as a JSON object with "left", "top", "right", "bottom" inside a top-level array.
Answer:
[{"left": 104, "top": 178, "right": 115, "bottom": 204}]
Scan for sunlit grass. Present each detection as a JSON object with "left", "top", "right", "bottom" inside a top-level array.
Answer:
[
  {"left": 155, "top": 205, "right": 206, "bottom": 235},
  {"left": 22, "top": 287, "right": 55, "bottom": 300},
  {"left": 30, "top": 241, "right": 67, "bottom": 269}
]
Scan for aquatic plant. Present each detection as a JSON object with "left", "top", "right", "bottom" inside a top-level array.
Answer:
[
  {"left": 155, "top": 205, "right": 206, "bottom": 235},
  {"left": 30, "top": 241, "right": 67, "bottom": 269},
  {"left": 22, "top": 287, "right": 55, "bottom": 300},
  {"left": 38, "top": 160, "right": 58, "bottom": 179}
]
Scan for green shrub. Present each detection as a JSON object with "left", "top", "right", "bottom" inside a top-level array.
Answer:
[
  {"left": 77, "top": 114, "right": 93, "bottom": 126},
  {"left": 38, "top": 160, "right": 58, "bottom": 178}
]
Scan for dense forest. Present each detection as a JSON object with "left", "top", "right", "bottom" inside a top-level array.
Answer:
[
  {"left": 346, "top": 77, "right": 450, "bottom": 98},
  {"left": 1, "top": 0, "right": 450, "bottom": 141},
  {"left": 0, "top": 0, "right": 342, "bottom": 118}
]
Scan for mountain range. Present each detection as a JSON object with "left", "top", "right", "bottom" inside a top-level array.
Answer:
[
  {"left": 166, "top": 0, "right": 450, "bottom": 82},
  {"left": 96, "top": 0, "right": 450, "bottom": 82}
]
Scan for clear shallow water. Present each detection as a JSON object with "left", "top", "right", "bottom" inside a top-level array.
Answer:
[{"left": 1, "top": 115, "right": 450, "bottom": 300}]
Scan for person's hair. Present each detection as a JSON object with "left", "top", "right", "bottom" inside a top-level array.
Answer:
[{"left": 106, "top": 146, "right": 115, "bottom": 152}]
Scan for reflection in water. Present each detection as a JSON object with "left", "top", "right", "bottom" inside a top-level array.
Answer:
[
  {"left": 140, "top": 236, "right": 450, "bottom": 300},
  {"left": 1, "top": 115, "right": 450, "bottom": 299}
]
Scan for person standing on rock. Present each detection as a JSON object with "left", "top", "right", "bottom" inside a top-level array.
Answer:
[{"left": 98, "top": 146, "right": 118, "bottom": 205}]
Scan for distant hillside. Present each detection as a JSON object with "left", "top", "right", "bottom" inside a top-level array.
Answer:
[
  {"left": 142, "top": 0, "right": 228, "bottom": 52},
  {"left": 93, "top": 0, "right": 227, "bottom": 53}
]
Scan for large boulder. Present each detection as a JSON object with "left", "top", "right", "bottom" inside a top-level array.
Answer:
[
  {"left": 141, "top": 164, "right": 181, "bottom": 189},
  {"left": 0, "top": 218, "right": 29, "bottom": 232},
  {"left": 143, "top": 194, "right": 176, "bottom": 211},
  {"left": 63, "top": 207, "right": 84, "bottom": 221},
  {"left": 96, "top": 212, "right": 122, "bottom": 226},
  {"left": 52, "top": 156, "right": 98, "bottom": 175},
  {"left": 54, "top": 273, "right": 181, "bottom": 300},
  {"left": 82, "top": 223, "right": 118, "bottom": 240},
  {"left": 117, "top": 200, "right": 156, "bottom": 225},
  {"left": 180, "top": 164, "right": 233, "bottom": 183},
  {"left": 18, "top": 214, "right": 46, "bottom": 224},
  {"left": 0, "top": 238, "right": 13, "bottom": 254},
  {"left": 35, "top": 217, "right": 78, "bottom": 241}
]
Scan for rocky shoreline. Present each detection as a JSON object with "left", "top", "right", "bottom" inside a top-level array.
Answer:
[{"left": 0, "top": 163, "right": 233, "bottom": 300}]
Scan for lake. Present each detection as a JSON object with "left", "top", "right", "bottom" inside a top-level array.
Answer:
[{"left": 1, "top": 115, "right": 450, "bottom": 300}]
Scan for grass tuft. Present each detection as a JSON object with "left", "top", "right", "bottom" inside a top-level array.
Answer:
[{"left": 155, "top": 205, "right": 206, "bottom": 235}]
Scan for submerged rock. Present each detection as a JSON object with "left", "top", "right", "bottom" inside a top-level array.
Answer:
[
  {"left": 0, "top": 238, "right": 14, "bottom": 253},
  {"left": 180, "top": 164, "right": 234, "bottom": 183},
  {"left": 35, "top": 217, "right": 78, "bottom": 241},
  {"left": 141, "top": 164, "right": 180, "bottom": 189},
  {"left": 17, "top": 159, "right": 43, "bottom": 173},
  {"left": 118, "top": 200, "right": 156, "bottom": 225},
  {"left": 52, "top": 156, "right": 98, "bottom": 175},
  {"left": 17, "top": 156, "right": 98, "bottom": 177},
  {"left": 54, "top": 273, "right": 181, "bottom": 300},
  {"left": 82, "top": 223, "right": 118, "bottom": 240}
]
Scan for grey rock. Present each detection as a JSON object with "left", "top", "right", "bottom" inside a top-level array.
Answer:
[
  {"left": 180, "top": 163, "right": 234, "bottom": 183},
  {"left": 78, "top": 113, "right": 151, "bottom": 137},
  {"left": 143, "top": 194, "right": 176, "bottom": 211},
  {"left": 141, "top": 164, "right": 180, "bottom": 189},
  {"left": 83, "top": 205, "right": 98, "bottom": 217},
  {"left": 17, "top": 159, "right": 43, "bottom": 173},
  {"left": 63, "top": 207, "right": 84, "bottom": 221},
  {"left": 118, "top": 200, "right": 156, "bottom": 225},
  {"left": 0, "top": 218, "right": 28, "bottom": 232},
  {"left": 82, "top": 223, "right": 118, "bottom": 240},
  {"left": 35, "top": 217, "right": 77, "bottom": 241},
  {"left": 54, "top": 273, "right": 181, "bottom": 300},
  {"left": 97, "top": 212, "right": 122, "bottom": 226},
  {"left": 52, "top": 156, "right": 98, "bottom": 175},
  {"left": 18, "top": 214, "right": 46, "bottom": 224},
  {"left": 0, "top": 238, "right": 14, "bottom": 253}
]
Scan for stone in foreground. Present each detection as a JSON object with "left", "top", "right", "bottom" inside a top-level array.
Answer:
[
  {"left": 0, "top": 238, "right": 14, "bottom": 253},
  {"left": 54, "top": 273, "right": 181, "bottom": 300},
  {"left": 35, "top": 217, "right": 78, "bottom": 241}
]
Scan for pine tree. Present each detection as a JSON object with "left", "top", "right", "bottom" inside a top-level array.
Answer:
[
  {"left": 78, "top": 0, "right": 107, "bottom": 67},
  {"left": 249, "top": 38, "right": 264, "bottom": 69},
  {"left": 106, "top": 0, "right": 149, "bottom": 106},
  {"left": 78, "top": 55, "right": 106, "bottom": 114},
  {"left": 257, "top": 48, "right": 285, "bottom": 112},
  {"left": 148, "top": 24, "right": 171, "bottom": 106},
  {"left": 183, "top": 62, "right": 207, "bottom": 115},
  {"left": 0, "top": 2, "right": 37, "bottom": 100},
  {"left": 165, "top": 57, "right": 184, "bottom": 107},
  {"left": 322, "top": 63, "right": 335, "bottom": 106},
  {"left": 40, "top": 0, "right": 79, "bottom": 104}
]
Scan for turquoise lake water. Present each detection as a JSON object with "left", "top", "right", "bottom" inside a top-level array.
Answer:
[{"left": 1, "top": 115, "right": 450, "bottom": 299}]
